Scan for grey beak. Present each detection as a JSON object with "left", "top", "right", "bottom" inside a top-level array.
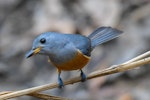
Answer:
[
  {"left": 25, "top": 49, "right": 34, "bottom": 58},
  {"left": 25, "top": 47, "right": 42, "bottom": 58}
]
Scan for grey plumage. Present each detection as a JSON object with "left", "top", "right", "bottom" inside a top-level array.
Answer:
[
  {"left": 88, "top": 27, "right": 123, "bottom": 49},
  {"left": 25, "top": 26, "right": 123, "bottom": 88},
  {"left": 26, "top": 27, "right": 123, "bottom": 59}
]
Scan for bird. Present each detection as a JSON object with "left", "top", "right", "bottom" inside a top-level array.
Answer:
[{"left": 25, "top": 27, "right": 123, "bottom": 88}]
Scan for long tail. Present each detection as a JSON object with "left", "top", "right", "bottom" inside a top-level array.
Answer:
[{"left": 88, "top": 27, "right": 123, "bottom": 49}]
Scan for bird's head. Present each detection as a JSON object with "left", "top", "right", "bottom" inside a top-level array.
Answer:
[{"left": 25, "top": 32, "right": 56, "bottom": 58}]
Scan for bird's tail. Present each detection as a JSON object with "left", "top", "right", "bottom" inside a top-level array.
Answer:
[{"left": 88, "top": 27, "right": 123, "bottom": 49}]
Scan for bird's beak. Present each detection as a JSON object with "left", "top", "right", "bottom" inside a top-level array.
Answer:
[{"left": 25, "top": 47, "right": 42, "bottom": 58}]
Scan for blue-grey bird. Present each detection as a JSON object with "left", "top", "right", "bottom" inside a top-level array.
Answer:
[{"left": 26, "top": 27, "right": 123, "bottom": 88}]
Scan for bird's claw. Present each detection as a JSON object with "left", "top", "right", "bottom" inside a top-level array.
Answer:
[
  {"left": 58, "top": 77, "right": 64, "bottom": 88},
  {"left": 80, "top": 70, "right": 87, "bottom": 82}
]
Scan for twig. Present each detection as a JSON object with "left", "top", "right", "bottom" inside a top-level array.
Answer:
[
  {"left": 0, "top": 91, "right": 12, "bottom": 96},
  {"left": 0, "top": 55, "right": 150, "bottom": 99},
  {"left": 29, "top": 93, "right": 71, "bottom": 100},
  {"left": 0, "top": 91, "right": 70, "bottom": 100},
  {"left": 123, "top": 50, "right": 150, "bottom": 64}
]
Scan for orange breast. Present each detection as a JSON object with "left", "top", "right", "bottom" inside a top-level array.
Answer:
[{"left": 52, "top": 50, "right": 90, "bottom": 71}]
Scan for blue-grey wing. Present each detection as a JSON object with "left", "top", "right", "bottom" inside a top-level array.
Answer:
[{"left": 66, "top": 34, "right": 91, "bottom": 56}]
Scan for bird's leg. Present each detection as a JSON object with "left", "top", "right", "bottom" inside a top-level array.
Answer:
[
  {"left": 80, "top": 69, "right": 87, "bottom": 82},
  {"left": 57, "top": 69, "right": 64, "bottom": 88}
]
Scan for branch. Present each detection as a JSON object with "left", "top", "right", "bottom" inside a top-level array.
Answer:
[
  {"left": 29, "top": 93, "right": 71, "bottom": 100},
  {"left": 123, "top": 50, "right": 150, "bottom": 64},
  {"left": 0, "top": 51, "right": 150, "bottom": 99},
  {"left": 0, "top": 91, "right": 70, "bottom": 100}
]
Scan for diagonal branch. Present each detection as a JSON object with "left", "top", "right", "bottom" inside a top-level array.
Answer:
[
  {"left": 0, "top": 91, "right": 71, "bottom": 100},
  {"left": 123, "top": 50, "right": 150, "bottom": 64},
  {"left": 0, "top": 51, "right": 150, "bottom": 99},
  {"left": 29, "top": 93, "right": 71, "bottom": 100}
]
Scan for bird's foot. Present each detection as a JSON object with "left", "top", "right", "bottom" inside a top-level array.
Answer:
[
  {"left": 58, "top": 77, "right": 64, "bottom": 88},
  {"left": 80, "top": 70, "right": 87, "bottom": 82}
]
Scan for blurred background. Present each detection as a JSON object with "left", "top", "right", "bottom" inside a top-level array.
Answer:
[{"left": 0, "top": 0, "right": 150, "bottom": 100}]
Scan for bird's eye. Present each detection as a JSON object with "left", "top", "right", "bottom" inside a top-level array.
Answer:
[{"left": 40, "top": 38, "right": 46, "bottom": 44}]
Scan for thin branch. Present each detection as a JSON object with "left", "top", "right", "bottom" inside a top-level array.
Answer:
[
  {"left": 29, "top": 93, "right": 71, "bottom": 100},
  {"left": 0, "top": 91, "right": 70, "bottom": 100},
  {"left": 0, "top": 51, "right": 150, "bottom": 99},
  {"left": 123, "top": 50, "right": 150, "bottom": 64},
  {"left": 0, "top": 91, "right": 12, "bottom": 96}
]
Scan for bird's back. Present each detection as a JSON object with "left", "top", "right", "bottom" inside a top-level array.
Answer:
[{"left": 65, "top": 34, "right": 91, "bottom": 56}]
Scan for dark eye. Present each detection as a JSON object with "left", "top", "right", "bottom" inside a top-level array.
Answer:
[{"left": 40, "top": 38, "right": 46, "bottom": 44}]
